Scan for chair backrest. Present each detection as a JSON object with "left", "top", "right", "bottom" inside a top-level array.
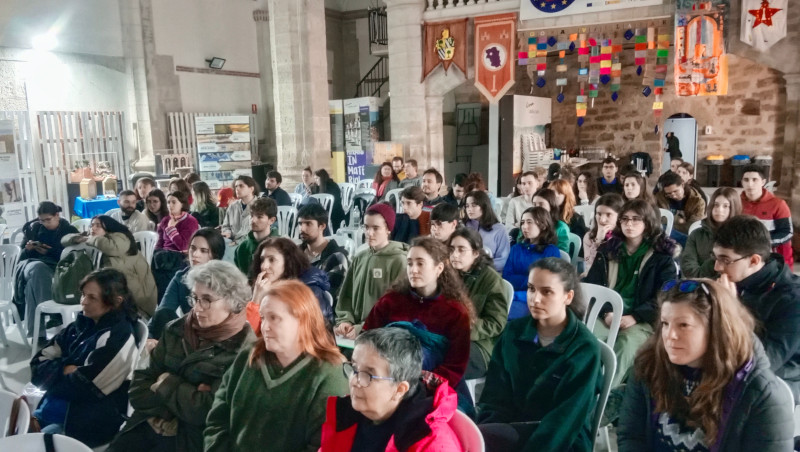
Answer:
[
  {"left": 0, "top": 433, "right": 93, "bottom": 451},
  {"left": 338, "top": 183, "right": 356, "bottom": 212},
  {"left": 659, "top": 208, "right": 674, "bottom": 236},
  {"left": 591, "top": 340, "right": 617, "bottom": 441},
  {"left": 71, "top": 219, "right": 92, "bottom": 233},
  {"left": 483, "top": 246, "right": 493, "bottom": 258},
  {"left": 385, "top": 188, "right": 404, "bottom": 214},
  {"left": 687, "top": 220, "right": 702, "bottom": 236},
  {"left": 323, "top": 291, "right": 333, "bottom": 307},
  {"left": 310, "top": 194, "right": 334, "bottom": 223},
  {"left": 493, "top": 197, "right": 507, "bottom": 219},
  {"left": 559, "top": 250, "right": 571, "bottom": 263},
  {"left": 0, "top": 388, "right": 30, "bottom": 437},
  {"left": 0, "top": 245, "right": 21, "bottom": 301},
  {"left": 355, "top": 243, "right": 369, "bottom": 255},
  {"left": 573, "top": 205, "right": 595, "bottom": 229},
  {"left": 765, "top": 180, "right": 777, "bottom": 192},
  {"left": 133, "top": 319, "right": 148, "bottom": 351},
  {"left": 9, "top": 228, "right": 23, "bottom": 247},
  {"left": 777, "top": 377, "right": 796, "bottom": 412},
  {"left": 276, "top": 206, "right": 298, "bottom": 237},
  {"left": 501, "top": 279, "right": 514, "bottom": 316},
  {"left": 448, "top": 410, "right": 485, "bottom": 452},
  {"left": 567, "top": 233, "right": 581, "bottom": 266},
  {"left": 288, "top": 193, "right": 303, "bottom": 209},
  {"left": 331, "top": 235, "right": 356, "bottom": 258},
  {"left": 581, "top": 282, "right": 623, "bottom": 349},
  {"left": 356, "top": 179, "right": 374, "bottom": 190},
  {"left": 133, "top": 231, "right": 158, "bottom": 266}
]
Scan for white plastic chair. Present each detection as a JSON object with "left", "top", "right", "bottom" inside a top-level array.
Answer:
[
  {"left": 567, "top": 233, "right": 581, "bottom": 266},
  {"left": 133, "top": 319, "right": 148, "bottom": 352},
  {"left": 687, "top": 220, "right": 702, "bottom": 236},
  {"left": 765, "top": 180, "right": 777, "bottom": 192},
  {"left": 331, "top": 235, "right": 355, "bottom": 258},
  {"left": 0, "top": 225, "right": 7, "bottom": 244},
  {"left": 385, "top": 188, "right": 404, "bottom": 214},
  {"left": 133, "top": 231, "right": 157, "bottom": 266},
  {"left": 337, "top": 227, "right": 364, "bottom": 250},
  {"left": 483, "top": 247, "right": 493, "bottom": 258},
  {"left": 10, "top": 228, "right": 24, "bottom": 247},
  {"left": 323, "top": 291, "right": 333, "bottom": 307},
  {"left": 777, "top": 377, "right": 796, "bottom": 413},
  {"left": 0, "top": 388, "right": 30, "bottom": 437},
  {"left": 276, "top": 206, "right": 298, "bottom": 238},
  {"left": 573, "top": 205, "right": 595, "bottom": 229},
  {"left": 338, "top": 183, "right": 356, "bottom": 212},
  {"left": 659, "top": 208, "right": 674, "bottom": 236},
  {"left": 0, "top": 245, "right": 26, "bottom": 347},
  {"left": 581, "top": 282, "right": 623, "bottom": 349},
  {"left": 288, "top": 193, "right": 303, "bottom": 209},
  {"left": 71, "top": 219, "right": 92, "bottom": 233},
  {"left": 559, "top": 250, "right": 571, "bottom": 263},
  {"left": 0, "top": 433, "right": 93, "bottom": 451},
  {"left": 449, "top": 410, "right": 485, "bottom": 452},
  {"left": 356, "top": 179, "right": 374, "bottom": 190},
  {"left": 493, "top": 197, "right": 507, "bottom": 219},
  {"left": 311, "top": 194, "right": 335, "bottom": 227},
  {"left": 593, "top": 341, "right": 617, "bottom": 449}
]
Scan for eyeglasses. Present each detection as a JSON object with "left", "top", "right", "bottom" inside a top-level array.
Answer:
[
  {"left": 661, "top": 279, "right": 710, "bottom": 296},
  {"left": 186, "top": 294, "right": 222, "bottom": 309},
  {"left": 619, "top": 216, "right": 644, "bottom": 225},
  {"left": 342, "top": 362, "right": 395, "bottom": 388},
  {"left": 713, "top": 255, "right": 748, "bottom": 267}
]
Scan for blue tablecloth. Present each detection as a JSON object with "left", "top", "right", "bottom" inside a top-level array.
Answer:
[{"left": 74, "top": 196, "right": 119, "bottom": 219}]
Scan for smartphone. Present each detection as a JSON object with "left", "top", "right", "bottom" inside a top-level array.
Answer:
[
  {"left": 29, "top": 241, "right": 41, "bottom": 247},
  {"left": 80, "top": 231, "right": 90, "bottom": 236}
]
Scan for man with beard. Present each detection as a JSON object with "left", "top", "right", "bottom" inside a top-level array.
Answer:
[
  {"left": 106, "top": 190, "right": 153, "bottom": 232},
  {"left": 297, "top": 203, "right": 349, "bottom": 304}
]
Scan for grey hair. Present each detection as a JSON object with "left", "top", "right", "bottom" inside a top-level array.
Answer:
[
  {"left": 355, "top": 327, "right": 423, "bottom": 389},
  {"left": 184, "top": 260, "right": 251, "bottom": 313}
]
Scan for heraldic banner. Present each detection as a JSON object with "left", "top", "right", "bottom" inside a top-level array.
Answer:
[
  {"left": 474, "top": 13, "right": 517, "bottom": 103},
  {"left": 422, "top": 18, "right": 468, "bottom": 81},
  {"left": 674, "top": 4, "right": 728, "bottom": 97},
  {"left": 741, "top": 0, "right": 786, "bottom": 51}
]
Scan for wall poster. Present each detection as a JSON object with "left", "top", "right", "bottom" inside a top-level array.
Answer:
[
  {"left": 195, "top": 116, "right": 253, "bottom": 190},
  {"left": 0, "top": 120, "right": 27, "bottom": 230}
]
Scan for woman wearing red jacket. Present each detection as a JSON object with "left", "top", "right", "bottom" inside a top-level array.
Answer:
[{"left": 320, "top": 327, "right": 463, "bottom": 452}]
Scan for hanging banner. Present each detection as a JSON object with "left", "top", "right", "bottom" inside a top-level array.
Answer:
[
  {"left": 0, "top": 120, "right": 28, "bottom": 230},
  {"left": 520, "top": 0, "right": 663, "bottom": 20},
  {"left": 195, "top": 116, "right": 253, "bottom": 190},
  {"left": 740, "top": 0, "right": 786, "bottom": 51},
  {"left": 674, "top": 4, "right": 728, "bottom": 96},
  {"left": 422, "top": 18, "right": 468, "bottom": 81},
  {"left": 474, "top": 13, "right": 517, "bottom": 103}
]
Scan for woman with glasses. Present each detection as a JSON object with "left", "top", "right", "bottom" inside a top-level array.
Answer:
[
  {"left": 205, "top": 280, "right": 347, "bottom": 452},
  {"left": 108, "top": 261, "right": 252, "bottom": 452},
  {"left": 448, "top": 228, "right": 509, "bottom": 380},
  {"left": 478, "top": 257, "right": 601, "bottom": 452},
  {"left": 584, "top": 199, "right": 678, "bottom": 386},
  {"left": 618, "top": 279, "right": 794, "bottom": 451},
  {"left": 320, "top": 327, "right": 464, "bottom": 451},
  {"left": 62, "top": 215, "right": 157, "bottom": 319},
  {"left": 463, "top": 190, "right": 510, "bottom": 272},
  {"left": 147, "top": 228, "right": 225, "bottom": 346},
  {"left": 681, "top": 187, "right": 741, "bottom": 278},
  {"left": 31, "top": 269, "right": 139, "bottom": 447}
]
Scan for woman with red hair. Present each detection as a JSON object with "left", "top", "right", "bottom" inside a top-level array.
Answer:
[{"left": 204, "top": 280, "right": 348, "bottom": 452}]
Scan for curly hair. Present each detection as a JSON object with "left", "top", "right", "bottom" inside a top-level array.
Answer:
[
  {"left": 388, "top": 237, "right": 476, "bottom": 324},
  {"left": 249, "top": 237, "right": 310, "bottom": 285},
  {"left": 605, "top": 199, "right": 677, "bottom": 260},
  {"left": 635, "top": 279, "right": 755, "bottom": 444}
]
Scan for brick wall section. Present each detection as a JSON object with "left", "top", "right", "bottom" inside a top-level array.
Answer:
[{"left": 511, "top": 48, "right": 786, "bottom": 188}]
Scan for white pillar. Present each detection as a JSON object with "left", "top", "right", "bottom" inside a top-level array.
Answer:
[{"left": 488, "top": 102, "right": 499, "bottom": 193}]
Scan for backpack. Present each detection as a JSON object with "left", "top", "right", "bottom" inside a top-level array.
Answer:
[{"left": 52, "top": 250, "right": 94, "bottom": 305}]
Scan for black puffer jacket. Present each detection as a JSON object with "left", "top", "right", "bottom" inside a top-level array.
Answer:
[
  {"left": 582, "top": 234, "right": 677, "bottom": 324},
  {"left": 618, "top": 338, "right": 795, "bottom": 452}
]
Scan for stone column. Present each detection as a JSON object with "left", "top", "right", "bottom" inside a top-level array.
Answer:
[
  {"left": 781, "top": 73, "right": 800, "bottom": 217},
  {"left": 118, "top": 0, "right": 155, "bottom": 171},
  {"left": 267, "top": 0, "right": 331, "bottom": 184},
  {"left": 254, "top": 10, "right": 277, "bottom": 164},
  {"left": 384, "top": 0, "right": 429, "bottom": 166},
  {"left": 425, "top": 95, "right": 445, "bottom": 171}
]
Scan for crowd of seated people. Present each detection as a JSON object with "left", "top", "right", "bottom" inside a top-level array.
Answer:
[{"left": 14, "top": 157, "right": 800, "bottom": 452}]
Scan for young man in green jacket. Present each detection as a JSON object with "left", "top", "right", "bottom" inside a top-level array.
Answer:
[
  {"left": 334, "top": 203, "right": 408, "bottom": 339},
  {"left": 234, "top": 197, "right": 279, "bottom": 276}
]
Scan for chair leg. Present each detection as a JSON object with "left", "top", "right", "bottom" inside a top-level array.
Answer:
[
  {"left": 12, "top": 305, "right": 30, "bottom": 348},
  {"left": 31, "top": 304, "right": 44, "bottom": 360},
  {"left": 0, "top": 315, "right": 8, "bottom": 347}
]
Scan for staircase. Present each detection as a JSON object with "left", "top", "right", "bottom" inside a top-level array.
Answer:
[{"left": 355, "top": 8, "right": 389, "bottom": 98}]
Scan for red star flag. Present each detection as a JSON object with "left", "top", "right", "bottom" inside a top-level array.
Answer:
[{"left": 740, "top": 0, "right": 786, "bottom": 51}]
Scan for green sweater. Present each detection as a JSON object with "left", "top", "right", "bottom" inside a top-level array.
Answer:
[
  {"left": 556, "top": 220, "right": 570, "bottom": 253},
  {"left": 335, "top": 241, "right": 408, "bottom": 331},
  {"left": 461, "top": 265, "right": 508, "bottom": 366},
  {"left": 233, "top": 228, "right": 280, "bottom": 275},
  {"left": 477, "top": 310, "right": 602, "bottom": 452},
  {"left": 204, "top": 350, "right": 348, "bottom": 452}
]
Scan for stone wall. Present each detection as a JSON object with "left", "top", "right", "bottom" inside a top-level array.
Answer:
[{"left": 514, "top": 45, "right": 786, "bottom": 188}]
